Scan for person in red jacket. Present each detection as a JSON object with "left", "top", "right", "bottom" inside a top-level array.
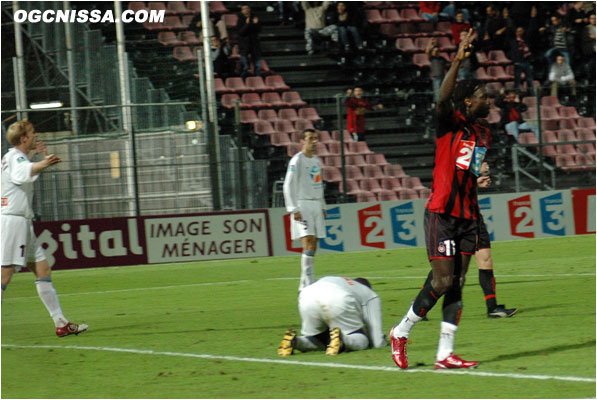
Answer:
[{"left": 343, "top": 87, "right": 383, "bottom": 142}]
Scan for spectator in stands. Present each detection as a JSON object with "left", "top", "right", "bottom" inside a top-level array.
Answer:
[
  {"left": 425, "top": 38, "right": 446, "bottom": 102},
  {"left": 344, "top": 87, "right": 383, "bottom": 142},
  {"left": 210, "top": 35, "right": 232, "bottom": 78},
  {"left": 277, "top": 1, "right": 301, "bottom": 26},
  {"left": 540, "top": 15, "right": 572, "bottom": 67},
  {"left": 237, "top": 4, "right": 263, "bottom": 78},
  {"left": 440, "top": 2, "right": 469, "bottom": 22},
  {"left": 451, "top": 10, "right": 471, "bottom": 45},
  {"left": 302, "top": 1, "right": 339, "bottom": 55},
  {"left": 500, "top": 7, "right": 516, "bottom": 38},
  {"left": 331, "top": 2, "right": 363, "bottom": 52},
  {"left": 581, "top": 13, "right": 596, "bottom": 81},
  {"left": 495, "top": 88, "right": 539, "bottom": 141},
  {"left": 189, "top": 12, "right": 229, "bottom": 44},
  {"left": 480, "top": 4, "right": 508, "bottom": 51},
  {"left": 549, "top": 55, "right": 577, "bottom": 99},
  {"left": 419, "top": 1, "right": 441, "bottom": 26},
  {"left": 567, "top": 1, "right": 589, "bottom": 61},
  {"left": 507, "top": 26, "right": 535, "bottom": 95}
]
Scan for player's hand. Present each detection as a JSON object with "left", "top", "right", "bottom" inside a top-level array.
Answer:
[
  {"left": 252, "top": 16, "right": 259, "bottom": 24},
  {"left": 480, "top": 161, "right": 490, "bottom": 176},
  {"left": 477, "top": 175, "right": 491, "bottom": 188},
  {"left": 322, "top": 209, "right": 327, "bottom": 218},
  {"left": 35, "top": 141, "right": 48, "bottom": 156},
  {"left": 346, "top": 88, "right": 353, "bottom": 96},
  {"left": 377, "top": 104, "right": 384, "bottom": 109},
  {"left": 455, "top": 29, "right": 474, "bottom": 61},
  {"left": 293, "top": 211, "right": 303, "bottom": 221}
]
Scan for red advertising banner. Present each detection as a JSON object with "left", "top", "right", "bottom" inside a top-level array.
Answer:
[
  {"left": 572, "top": 188, "right": 596, "bottom": 235},
  {"left": 33, "top": 210, "right": 272, "bottom": 270}
]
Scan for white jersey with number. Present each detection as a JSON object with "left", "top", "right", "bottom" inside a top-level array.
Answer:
[
  {"left": 298, "top": 276, "right": 386, "bottom": 348},
  {"left": 283, "top": 152, "right": 326, "bottom": 213},
  {"left": 1, "top": 148, "right": 38, "bottom": 219}
]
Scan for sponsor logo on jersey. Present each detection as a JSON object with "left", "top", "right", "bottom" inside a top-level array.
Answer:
[
  {"left": 1, "top": 197, "right": 7, "bottom": 207},
  {"left": 310, "top": 165, "right": 321, "bottom": 183},
  {"left": 16, "top": 156, "right": 26, "bottom": 163}
]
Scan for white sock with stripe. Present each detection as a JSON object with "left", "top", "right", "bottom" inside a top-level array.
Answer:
[
  {"left": 436, "top": 321, "right": 458, "bottom": 361},
  {"left": 35, "top": 278, "right": 67, "bottom": 327}
]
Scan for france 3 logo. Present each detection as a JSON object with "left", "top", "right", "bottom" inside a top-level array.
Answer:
[
  {"left": 390, "top": 202, "right": 417, "bottom": 246},
  {"left": 358, "top": 204, "right": 385, "bottom": 249},
  {"left": 283, "top": 207, "right": 344, "bottom": 252}
]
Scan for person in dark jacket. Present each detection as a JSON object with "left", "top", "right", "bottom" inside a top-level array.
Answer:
[
  {"left": 331, "top": 2, "right": 363, "bottom": 52},
  {"left": 495, "top": 88, "right": 538, "bottom": 141},
  {"left": 237, "top": 4, "right": 262, "bottom": 78},
  {"left": 507, "top": 26, "right": 535, "bottom": 95}
]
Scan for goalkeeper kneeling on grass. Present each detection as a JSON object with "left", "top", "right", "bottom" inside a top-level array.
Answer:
[{"left": 278, "top": 276, "right": 387, "bottom": 356}]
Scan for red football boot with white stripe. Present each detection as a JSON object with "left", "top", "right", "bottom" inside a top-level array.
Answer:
[
  {"left": 390, "top": 327, "right": 409, "bottom": 369},
  {"left": 435, "top": 353, "right": 479, "bottom": 369},
  {"left": 56, "top": 322, "right": 88, "bottom": 337}
]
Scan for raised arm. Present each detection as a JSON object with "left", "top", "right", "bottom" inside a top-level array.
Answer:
[{"left": 437, "top": 29, "right": 474, "bottom": 119}]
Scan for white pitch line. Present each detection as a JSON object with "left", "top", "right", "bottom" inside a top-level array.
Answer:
[
  {"left": 4, "top": 273, "right": 594, "bottom": 301},
  {"left": 1, "top": 344, "right": 594, "bottom": 384}
]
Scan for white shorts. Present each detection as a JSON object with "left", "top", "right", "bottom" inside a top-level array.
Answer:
[
  {"left": 298, "top": 281, "right": 364, "bottom": 336},
  {"left": 1, "top": 215, "right": 46, "bottom": 267},
  {"left": 290, "top": 200, "right": 326, "bottom": 240}
]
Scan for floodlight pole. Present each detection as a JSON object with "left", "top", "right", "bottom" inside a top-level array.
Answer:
[
  {"left": 12, "top": 1, "right": 28, "bottom": 121},
  {"left": 64, "top": 1, "right": 79, "bottom": 135},
  {"left": 201, "top": 0, "right": 223, "bottom": 210}
]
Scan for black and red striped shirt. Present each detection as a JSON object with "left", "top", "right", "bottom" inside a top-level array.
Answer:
[{"left": 425, "top": 110, "right": 488, "bottom": 220}]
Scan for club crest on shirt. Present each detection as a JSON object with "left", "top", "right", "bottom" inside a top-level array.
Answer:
[
  {"left": 16, "top": 156, "right": 26, "bottom": 163},
  {"left": 289, "top": 164, "right": 296, "bottom": 172},
  {"left": 310, "top": 165, "right": 321, "bottom": 183}
]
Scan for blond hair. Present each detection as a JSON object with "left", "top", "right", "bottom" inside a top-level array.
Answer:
[{"left": 6, "top": 120, "right": 33, "bottom": 146}]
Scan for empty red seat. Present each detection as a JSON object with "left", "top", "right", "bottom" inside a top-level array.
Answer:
[
  {"left": 540, "top": 106, "right": 559, "bottom": 121},
  {"left": 346, "top": 165, "right": 365, "bottom": 181},
  {"left": 229, "top": 44, "right": 240, "bottom": 59},
  {"left": 577, "top": 128, "right": 596, "bottom": 141},
  {"left": 298, "top": 107, "right": 322, "bottom": 121},
  {"left": 475, "top": 67, "right": 494, "bottom": 82},
  {"left": 364, "top": 165, "right": 385, "bottom": 179},
  {"left": 221, "top": 94, "right": 240, "bottom": 110},
  {"left": 158, "top": 31, "right": 185, "bottom": 46},
  {"left": 576, "top": 142, "right": 596, "bottom": 158},
  {"left": 332, "top": 130, "right": 355, "bottom": 143},
  {"left": 163, "top": 16, "right": 186, "bottom": 30},
  {"left": 179, "top": 31, "right": 202, "bottom": 46},
  {"left": 487, "top": 50, "right": 510, "bottom": 65},
  {"left": 396, "top": 22, "right": 418, "bottom": 37},
  {"left": 405, "top": 176, "right": 426, "bottom": 190},
  {"left": 209, "top": 1, "right": 229, "bottom": 14},
  {"left": 322, "top": 166, "right": 343, "bottom": 182},
  {"left": 556, "top": 144, "right": 578, "bottom": 156},
  {"left": 414, "top": 37, "right": 432, "bottom": 52},
  {"left": 413, "top": 53, "right": 431, "bottom": 68},
  {"left": 257, "top": 109, "right": 279, "bottom": 123},
  {"left": 416, "top": 22, "right": 435, "bottom": 37},
  {"left": 558, "top": 106, "right": 581, "bottom": 120},
  {"left": 265, "top": 75, "right": 290, "bottom": 91},
  {"left": 347, "top": 141, "right": 374, "bottom": 155},
  {"left": 397, "top": 188, "right": 419, "bottom": 199},
  {"left": 225, "top": 77, "right": 251, "bottom": 93},
  {"left": 381, "top": 177, "right": 402, "bottom": 191},
  {"left": 366, "top": 153, "right": 390, "bottom": 166},
  {"left": 487, "top": 66, "right": 513, "bottom": 81},
  {"left": 253, "top": 120, "right": 276, "bottom": 136},
  {"left": 518, "top": 132, "right": 539, "bottom": 145},
  {"left": 213, "top": 78, "right": 231, "bottom": 95},
  {"left": 240, "top": 110, "right": 259, "bottom": 124},
  {"left": 262, "top": 92, "right": 290, "bottom": 108},
  {"left": 577, "top": 117, "right": 596, "bottom": 130},
  {"left": 315, "top": 142, "right": 331, "bottom": 157},
  {"left": 356, "top": 192, "right": 378, "bottom": 203},
  {"left": 317, "top": 130, "right": 335, "bottom": 145},
  {"left": 396, "top": 38, "right": 418, "bottom": 53},
  {"left": 437, "top": 36, "right": 456, "bottom": 52},
  {"left": 418, "top": 188, "right": 432, "bottom": 199},
  {"left": 382, "top": 9, "right": 404, "bottom": 23},
  {"left": 275, "top": 120, "right": 295, "bottom": 135},
  {"left": 286, "top": 143, "right": 302, "bottom": 157},
  {"left": 522, "top": 96, "right": 537, "bottom": 108},
  {"left": 559, "top": 118, "right": 578, "bottom": 131},
  {"left": 241, "top": 93, "right": 266, "bottom": 109},
  {"left": 244, "top": 76, "right": 271, "bottom": 92},
  {"left": 282, "top": 92, "right": 307, "bottom": 108},
  {"left": 278, "top": 108, "right": 299, "bottom": 122},
  {"left": 339, "top": 180, "right": 365, "bottom": 195},
  {"left": 436, "top": 21, "right": 452, "bottom": 36},
  {"left": 557, "top": 129, "right": 577, "bottom": 143},
  {"left": 377, "top": 190, "right": 399, "bottom": 201},
  {"left": 366, "top": 9, "right": 389, "bottom": 24},
  {"left": 347, "top": 154, "right": 368, "bottom": 168},
  {"left": 166, "top": 1, "right": 191, "bottom": 15},
  {"left": 129, "top": 2, "right": 147, "bottom": 12},
  {"left": 400, "top": 8, "right": 424, "bottom": 23},
  {"left": 294, "top": 118, "right": 314, "bottom": 132},
  {"left": 541, "top": 96, "right": 562, "bottom": 108},
  {"left": 360, "top": 178, "right": 385, "bottom": 194},
  {"left": 575, "top": 153, "right": 595, "bottom": 167},
  {"left": 384, "top": 164, "right": 408, "bottom": 179},
  {"left": 148, "top": 2, "right": 167, "bottom": 13},
  {"left": 271, "top": 132, "right": 292, "bottom": 147},
  {"left": 173, "top": 46, "right": 195, "bottom": 62}
]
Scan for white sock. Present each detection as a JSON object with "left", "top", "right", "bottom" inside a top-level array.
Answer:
[
  {"left": 436, "top": 321, "right": 458, "bottom": 361},
  {"left": 299, "top": 253, "right": 315, "bottom": 291},
  {"left": 35, "top": 278, "right": 67, "bottom": 327},
  {"left": 392, "top": 306, "right": 422, "bottom": 339}
]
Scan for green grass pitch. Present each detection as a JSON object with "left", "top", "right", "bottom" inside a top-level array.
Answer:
[{"left": 2, "top": 235, "right": 595, "bottom": 398}]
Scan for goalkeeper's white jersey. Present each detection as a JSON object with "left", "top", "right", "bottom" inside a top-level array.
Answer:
[
  {"left": 283, "top": 152, "right": 325, "bottom": 213},
  {"left": 1, "top": 148, "right": 38, "bottom": 219}
]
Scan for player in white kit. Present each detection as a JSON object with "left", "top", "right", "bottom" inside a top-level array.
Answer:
[
  {"left": 1, "top": 120, "right": 88, "bottom": 337},
  {"left": 283, "top": 129, "right": 327, "bottom": 291},
  {"left": 278, "top": 276, "right": 387, "bottom": 356}
]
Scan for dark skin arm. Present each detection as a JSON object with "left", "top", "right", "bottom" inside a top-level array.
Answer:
[{"left": 437, "top": 29, "right": 474, "bottom": 121}]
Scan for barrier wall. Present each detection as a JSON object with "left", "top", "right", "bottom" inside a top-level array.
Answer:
[{"left": 34, "top": 189, "right": 595, "bottom": 269}]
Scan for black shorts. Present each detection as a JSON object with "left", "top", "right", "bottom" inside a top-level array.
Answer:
[
  {"left": 424, "top": 209, "right": 478, "bottom": 260},
  {"left": 477, "top": 214, "right": 491, "bottom": 250}
]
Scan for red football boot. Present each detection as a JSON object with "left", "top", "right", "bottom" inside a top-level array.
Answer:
[
  {"left": 390, "top": 327, "right": 409, "bottom": 369},
  {"left": 435, "top": 353, "right": 479, "bottom": 369},
  {"left": 56, "top": 322, "right": 88, "bottom": 337}
]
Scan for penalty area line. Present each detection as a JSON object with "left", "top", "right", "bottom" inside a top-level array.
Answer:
[{"left": 1, "top": 344, "right": 594, "bottom": 384}]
